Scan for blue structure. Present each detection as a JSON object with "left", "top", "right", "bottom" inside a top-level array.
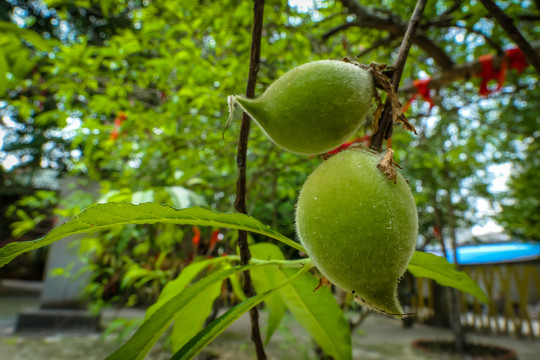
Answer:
[{"left": 428, "top": 242, "right": 540, "bottom": 265}]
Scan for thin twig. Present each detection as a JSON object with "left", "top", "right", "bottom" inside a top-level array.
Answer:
[
  {"left": 453, "top": 24, "right": 504, "bottom": 54},
  {"left": 420, "top": 0, "right": 461, "bottom": 29},
  {"left": 356, "top": 35, "right": 397, "bottom": 59},
  {"left": 321, "top": 21, "right": 358, "bottom": 41},
  {"left": 234, "top": 0, "right": 266, "bottom": 359},
  {"left": 338, "top": 0, "right": 454, "bottom": 69},
  {"left": 479, "top": 0, "right": 540, "bottom": 74},
  {"left": 369, "top": 0, "right": 428, "bottom": 152}
]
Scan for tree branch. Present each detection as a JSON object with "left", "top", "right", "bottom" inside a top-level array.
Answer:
[
  {"left": 321, "top": 21, "right": 357, "bottom": 41},
  {"left": 420, "top": 0, "right": 462, "bottom": 29},
  {"left": 370, "top": 0, "right": 428, "bottom": 152},
  {"left": 534, "top": 0, "right": 540, "bottom": 12},
  {"left": 399, "top": 41, "right": 540, "bottom": 95},
  {"left": 516, "top": 14, "right": 540, "bottom": 22},
  {"left": 356, "top": 35, "right": 398, "bottom": 58},
  {"left": 479, "top": 0, "right": 540, "bottom": 74},
  {"left": 453, "top": 24, "right": 504, "bottom": 54},
  {"left": 338, "top": 0, "right": 454, "bottom": 69},
  {"left": 234, "top": 1, "right": 266, "bottom": 359}
]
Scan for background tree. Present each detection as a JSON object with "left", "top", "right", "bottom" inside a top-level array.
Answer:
[{"left": 2, "top": 0, "right": 538, "bottom": 238}]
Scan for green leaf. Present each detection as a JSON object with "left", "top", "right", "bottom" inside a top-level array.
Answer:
[
  {"left": 106, "top": 259, "right": 308, "bottom": 360},
  {"left": 171, "top": 260, "right": 314, "bottom": 360},
  {"left": 100, "top": 0, "right": 110, "bottom": 18},
  {"left": 250, "top": 243, "right": 287, "bottom": 344},
  {"left": 0, "top": 21, "right": 52, "bottom": 50},
  {"left": 0, "top": 203, "right": 305, "bottom": 268},
  {"left": 228, "top": 268, "right": 247, "bottom": 301},
  {"left": 164, "top": 186, "right": 207, "bottom": 208},
  {"left": 120, "top": 266, "right": 153, "bottom": 289},
  {"left": 145, "top": 256, "right": 231, "bottom": 319},
  {"left": 131, "top": 190, "right": 154, "bottom": 205},
  {"left": 407, "top": 251, "right": 489, "bottom": 304},
  {"left": 0, "top": 46, "right": 7, "bottom": 96},
  {"left": 277, "top": 268, "right": 352, "bottom": 360},
  {"left": 170, "top": 279, "right": 222, "bottom": 352}
]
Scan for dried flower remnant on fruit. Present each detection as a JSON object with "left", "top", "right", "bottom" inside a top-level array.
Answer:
[
  {"left": 376, "top": 148, "right": 402, "bottom": 183},
  {"left": 343, "top": 59, "right": 417, "bottom": 135},
  {"left": 313, "top": 277, "right": 332, "bottom": 292}
]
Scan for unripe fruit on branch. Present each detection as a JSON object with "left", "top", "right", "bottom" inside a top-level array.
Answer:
[
  {"left": 295, "top": 148, "right": 418, "bottom": 317},
  {"left": 229, "top": 60, "right": 374, "bottom": 155}
]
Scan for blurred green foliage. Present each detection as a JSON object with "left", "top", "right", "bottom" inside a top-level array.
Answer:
[{"left": 1, "top": 0, "right": 539, "bottom": 303}]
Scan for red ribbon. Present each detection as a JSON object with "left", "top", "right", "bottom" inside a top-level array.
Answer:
[
  {"left": 110, "top": 111, "right": 127, "bottom": 141},
  {"left": 192, "top": 226, "right": 201, "bottom": 247},
  {"left": 402, "top": 78, "right": 434, "bottom": 113},
  {"left": 478, "top": 54, "right": 507, "bottom": 96},
  {"left": 403, "top": 48, "right": 528, "bottom": 105},
  {"left": 477, "top": 48, "right": 529, "bottom": 96},
  {"left": 326, "top": 135, "right": 370, "bottom": 155},
  {"left": 209, "top": 229, "right": 221, "bottom": 249},
  {"left": 505, "top": 47, "right": 528, "bottom": 73},
  {"left": 433, "top": 226, "right": 441, "bottom": 239}
]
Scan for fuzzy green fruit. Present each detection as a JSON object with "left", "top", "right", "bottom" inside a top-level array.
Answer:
[
  {"left": 231, "top": 60, "right": 374, "bottom": 155},
  {"left": 295, "top": 149, "right": 418, "bottom": 317}
]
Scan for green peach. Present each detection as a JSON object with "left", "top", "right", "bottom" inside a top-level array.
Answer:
[
  {"left": 230, "top": 60, "right": 374, "bottom": 155},
  {"left": 295, "top": 148, "right": 418, "bottom": 317}
]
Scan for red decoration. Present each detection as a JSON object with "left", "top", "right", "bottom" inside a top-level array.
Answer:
[
  {"left": 326, "top": 135, "right": 370, "bottom": 155},
  {"left": 402, "top": 47, "right": 528, "bottom": 107},
  {"left": 402, "top": 78, "right": 434, "bottom": 113},
  {"left": 110, "top": 111, "right": 127, "bottom": 141},
  {"left": 192, "top": 226, "right": 201, "bottom": 247},
  {"left": 477, "top": 54, "right": 507, "bottom": 96},
  {"left": 477, "top": 48, "right": 529, "bottom": 96},
  {"left": 110, "top": 129, "right": 120, "bottom": 141},
  {"left": 209, "top": 229, "right": 221, "bottom": 249},
  {"left": 505, "top": 47, "right": 528, "bottom": 73},
  {"left": 433, "top": 226, "right": 441, "bottom": 239}
]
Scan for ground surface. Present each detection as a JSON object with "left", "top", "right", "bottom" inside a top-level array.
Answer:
[{"left": 1, "top": 280, "right": 539, "bottom": 360}]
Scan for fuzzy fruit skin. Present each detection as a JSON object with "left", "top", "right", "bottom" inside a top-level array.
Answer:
[
  {"left": 295, "top": 149, "right": 418, "bottom": 317},
  {"left": 233, "top": 60, "right": 373, "bottom": 155}
]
